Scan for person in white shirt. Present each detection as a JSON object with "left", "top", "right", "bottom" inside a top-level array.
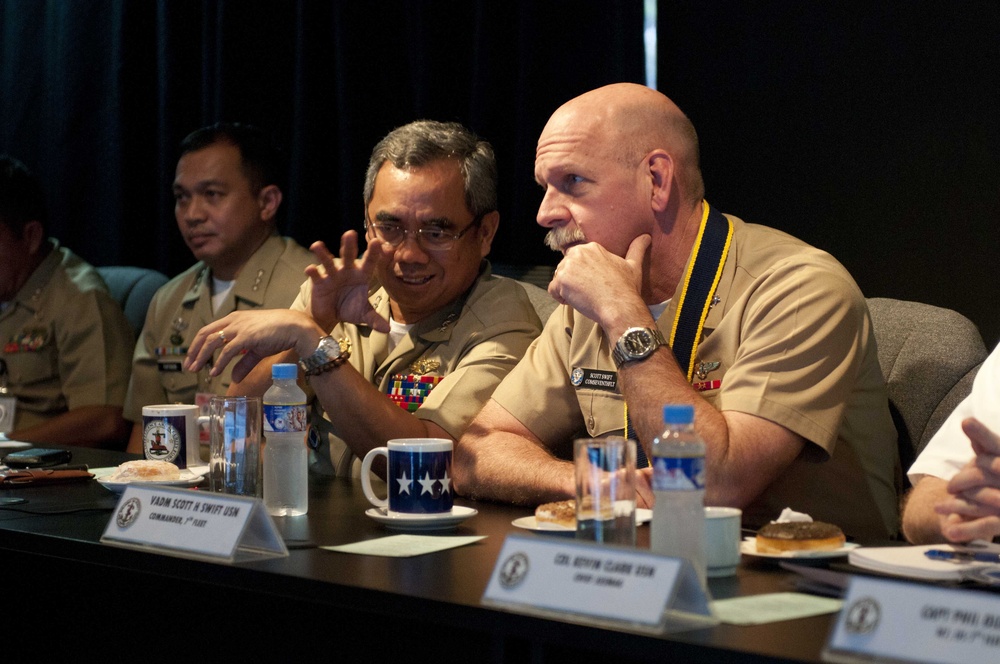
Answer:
[{"left": 903, "top": 343, "right": 1000, "bottom": 543}]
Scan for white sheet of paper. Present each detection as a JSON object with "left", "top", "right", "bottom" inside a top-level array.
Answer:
[
  {"left": 712, "top": 592, "right": 843, "bottom": 625},
  {"left": 323, "top": 534, "right": 486, "bottom": 557}
]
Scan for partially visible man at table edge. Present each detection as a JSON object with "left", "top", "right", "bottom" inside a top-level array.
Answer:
[
  {"left": 0, "top": 155, "right": 133, "bottom": 447},
  {"left": 183, "top": 120, "right": 544, "bottom": 478},
  {"left": 902, "top": 342, "right": 1000, "bottom": 544},
  {"left": 124, "top": 122, "right": 313, "bottom": 454},
  {"left": 452, "top": 83, "right": 899, "bottom": 542}
]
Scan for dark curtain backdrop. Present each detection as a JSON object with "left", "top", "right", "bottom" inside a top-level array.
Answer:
[
  {"left": 3, "top": 1, "right": 999, "bottom": 346},
  {"left": 0, "top": 0, "right": 644, "bottom": 279},
  {"left": 659, "top": 1, "right": 1000, "bottom": 346}
]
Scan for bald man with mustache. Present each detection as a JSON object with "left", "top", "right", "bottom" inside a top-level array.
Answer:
[{"left": 453, "top": 83, "right": 899, "bottom": 542}]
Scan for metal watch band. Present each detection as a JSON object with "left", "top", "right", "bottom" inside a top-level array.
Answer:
[
  {"left": 611, "top": 327, "right": 666, "bottom": 369},
  {"left": 298, "top": 336, "right": 352, "bottom": 376}
]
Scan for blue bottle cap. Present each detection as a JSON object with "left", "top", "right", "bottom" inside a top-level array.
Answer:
[
  {"left": 272, "top": 363, "right": 298, "bottom": 380},
  {"left": 662, "top": 404, "right": 694, "bottom": 425}
]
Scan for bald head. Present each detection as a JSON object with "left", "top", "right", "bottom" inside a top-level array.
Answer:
[{"left": 542, "top": 83, "right": 704, "bottom": 203}]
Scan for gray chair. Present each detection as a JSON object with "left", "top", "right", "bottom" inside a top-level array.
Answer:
[
  {"left": 492, "top": 263, "right": 555, "bottom": 290},
  {"left": 512, "top": 279, "right": 558, "bottom": 323},
  {"left": 867, "top": 297, "right": 987, "bottom": 481},
  {"left": 492, "top": 264, "right": 559, "bottom": 323},
  {"left": 97, "top": 266, "right": 170, "bottom": 338}
]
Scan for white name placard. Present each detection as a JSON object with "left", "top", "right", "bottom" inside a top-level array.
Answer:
[
  {"left": 100, "top": 485, "right": 287, "bottom": 563},
  {"left": 483, "top": 534, "right": 714, "bottom": 633},
  {"left": 825, "top": 575, "right": 1000, "bottom": 663}
]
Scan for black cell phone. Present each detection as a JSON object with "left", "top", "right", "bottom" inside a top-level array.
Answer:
[{"left": 4, "top": 448, "right": 72, "bottom": 468}]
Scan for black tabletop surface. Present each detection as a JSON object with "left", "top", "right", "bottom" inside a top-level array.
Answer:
[{"left": 0, "top": 444, "right": 842, "bottom": 662}]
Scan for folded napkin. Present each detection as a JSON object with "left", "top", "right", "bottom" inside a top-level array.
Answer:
[{"left": 773, "top": 507, "right": 813, "bottom": 523}]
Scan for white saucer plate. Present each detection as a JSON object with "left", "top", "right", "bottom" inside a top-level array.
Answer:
[
  {"left": 512, "top": 508, "right": 653, "bottom": 533},
  {"left": 365, "top": 505, "right": 478, "bottom": 531},
  {"left": 97, "top": 466, "right": 208, "bottom": 494},
  {"left": 740, "top": 537, "right": 860, "bottom": 559},
  {"left": 0, "top": 440, "right": 34, "bottom": 453}
]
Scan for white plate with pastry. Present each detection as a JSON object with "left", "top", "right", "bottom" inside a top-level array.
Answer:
[
  {"left": 742, "top": 520, "right": 856, "bottom": 558},
  {"left": 740, "top": 537, "right": 859, "bottom": 559},
  {"left": 97, "top": 460, "right": 208, "bottom": 493},
  {"left": 513, "top": 508, "right": 653, "bottom": 532}
]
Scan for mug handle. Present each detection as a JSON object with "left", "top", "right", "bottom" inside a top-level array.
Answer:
[{"left": 360, "top": 447, "right": 389, "bottom": 508}]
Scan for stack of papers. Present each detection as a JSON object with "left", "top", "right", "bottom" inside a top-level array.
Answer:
[{"left": 848, "top": 544, "right": 1000, "bottom": 581}]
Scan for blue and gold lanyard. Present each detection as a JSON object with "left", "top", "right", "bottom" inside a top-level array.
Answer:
[{"left": 625, "top": 201, "right": 733, "bottom": 467}]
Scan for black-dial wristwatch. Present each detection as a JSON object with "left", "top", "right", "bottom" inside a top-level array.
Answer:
[
  {"left": 298, "top": 336, "right": 352, "bottom": 376},
  {"left": 611, "top": 327, "right": 666, "bottom": 369}
]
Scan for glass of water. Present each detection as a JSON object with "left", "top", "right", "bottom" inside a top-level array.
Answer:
[{"left": 574, "top": 437, "right": 637, "bottom": 546}]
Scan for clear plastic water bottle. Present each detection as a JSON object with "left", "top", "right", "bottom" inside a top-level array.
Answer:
[
  {"left": 263, "top": 363, "right": 308, "bottom": 516},
  {"left": 651, "top": 404, "right": 706, "bottom": 585}
]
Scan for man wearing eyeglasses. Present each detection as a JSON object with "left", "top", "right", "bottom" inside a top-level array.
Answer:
[{"left": 184, "top": 120, "right": 544, "bottom": 476}]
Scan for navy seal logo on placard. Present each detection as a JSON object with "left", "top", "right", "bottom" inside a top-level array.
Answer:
[
  {"left": 844, "top": 597, "right": 880, "bottom": 635},
  {"left": 571, "top": 367, "right": 585, "bottom": 386},
  {"left": 499, "top": 552, "right": 530, "bottom": 589},
  {"left": 116, "top": 497, "right": 142, "bottom": 528}
]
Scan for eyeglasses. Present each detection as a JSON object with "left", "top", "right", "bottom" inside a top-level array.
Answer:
[{"left": 365, "top": 214, "right": 484, "bottom": 251}]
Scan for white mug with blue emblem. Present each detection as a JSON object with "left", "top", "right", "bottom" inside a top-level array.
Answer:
[
  {"left": 142, "top": 404, "right": 207, "bottom": 469},
  {"left": 361, "top": 438, "right": 453, "bottom": 516}
]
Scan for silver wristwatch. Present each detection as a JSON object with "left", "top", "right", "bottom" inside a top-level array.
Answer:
[
  {"left": 611, "top": 327, "right": 666, "bottom": 369},
  {"left": 298, "top": 336, "right": 351, "bottom": 376}
]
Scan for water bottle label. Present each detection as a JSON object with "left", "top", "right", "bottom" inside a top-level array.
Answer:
[
  {"left": 263, "top": 404, "right": 307, "bottom": 432},
  {"left": 652, "top": 456, "right": 705, "bottom": 491}
]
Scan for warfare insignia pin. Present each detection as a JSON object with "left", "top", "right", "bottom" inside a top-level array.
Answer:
[
  {"left": 409, "top": 358, "right": 441, "bottom": 375},
  {"left": 696, "top": 361, "right": 720, "bottom": 380}
]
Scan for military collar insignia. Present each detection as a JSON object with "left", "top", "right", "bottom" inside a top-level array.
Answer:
[{"left": 438, "top": 312, "right": 458, "bottom": 332}]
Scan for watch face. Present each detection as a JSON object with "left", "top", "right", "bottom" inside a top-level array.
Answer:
[{"left": 623, "top": 329, "right": 654, "bottom": 356}]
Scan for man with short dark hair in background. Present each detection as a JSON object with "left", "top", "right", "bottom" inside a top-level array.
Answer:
[
  {"left": 0, "top": 155, "right": 133, "bottom": 447},
  {"left": 125, "top": 123, "right": 312, "bottom": 454}
]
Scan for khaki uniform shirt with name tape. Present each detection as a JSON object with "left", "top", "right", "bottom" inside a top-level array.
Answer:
[
  {"left": 492, "top": 216, "right": 899, "bottom": 541},
  {"left": 124, "top": 234, "right": 312, "bottom": 422},
  {"left": 291, "top": 263, "right": 544, "bottom": 477},
  {"left": 0, "top": 241, "right": 133, "bottom": 429}
]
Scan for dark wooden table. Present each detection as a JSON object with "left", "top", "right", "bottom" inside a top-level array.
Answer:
[{"left": 0, "top": 445, "right": 836, "bottom": 661}]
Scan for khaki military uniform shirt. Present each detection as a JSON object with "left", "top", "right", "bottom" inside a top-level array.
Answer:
[
  {"left": 0, "top": 241, "right": 133, "bottom": 429},
  {"left": 492, "top": 215, "right": 899, "bottom": 541},
  {"left": 124, "top": 235, "right": 312, "bottom": 421},
  {"left": 292, "top": 264, "right": 544, "bottom": 476}
]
